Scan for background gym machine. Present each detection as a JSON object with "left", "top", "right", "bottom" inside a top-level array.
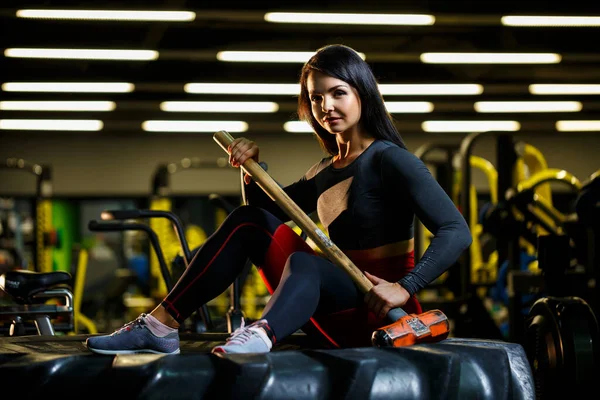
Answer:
[
  {"left": 0, "top": 158, "right": 72, "bottom": 336},
  {"left": 460, "top": 131, "right": 599, "bottom": 398},
  {"left": 413, "top": 142, "right": 505, "bottom": 340},
  {"left": 0, "top": 158, "right": 57, "bottom": 273}
]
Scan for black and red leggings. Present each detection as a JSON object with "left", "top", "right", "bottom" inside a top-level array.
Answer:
[{"left": 162, "top": 205, "right": 421, "bottom": 348}]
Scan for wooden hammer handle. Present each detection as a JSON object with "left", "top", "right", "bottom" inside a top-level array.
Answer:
[{"left": 213, "top": 130, "right": 375, "bottom": 294}]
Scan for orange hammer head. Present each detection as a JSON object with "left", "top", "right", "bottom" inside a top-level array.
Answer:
[{"left": 371, "top": 309, "right": 450, "bottom": 347}]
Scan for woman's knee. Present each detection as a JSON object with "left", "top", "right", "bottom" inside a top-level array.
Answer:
[
  {"left": 224, "top": 205, "right": 281, "bottom": 229},
  {"left": 283, "top": 252, "right": 322, "bottom": 277},
  {"left": 227, "top": 204, "right": 262, "bottom": 222}
]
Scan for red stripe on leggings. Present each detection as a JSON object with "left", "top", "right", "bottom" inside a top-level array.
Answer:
[
  {"left": 164, "top": 222, "right": 292, "bottom": 318},
  {"left": 308, "top": 317, "right": 341, "bottom": 348}
]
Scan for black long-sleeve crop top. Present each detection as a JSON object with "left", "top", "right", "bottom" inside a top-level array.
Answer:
[{"left": 244, "top": 139, "right": 472, "bottom": 295}]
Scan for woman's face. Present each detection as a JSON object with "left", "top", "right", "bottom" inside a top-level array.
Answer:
[{"left": 307, "top": 70, "right": 362, "bottom": 136}]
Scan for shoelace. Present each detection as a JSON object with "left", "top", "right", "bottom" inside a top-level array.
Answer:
[
  {"left": 112, "top": 313, "right": 146, "bottom": 336},
  {"left": 225, "top": 318, "right": 260, "bottom": 345}
]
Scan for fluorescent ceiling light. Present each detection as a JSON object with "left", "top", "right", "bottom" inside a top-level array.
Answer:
[
  {"left": 284, "top": 121, "right": 312, "bottom": 133},
  {"left": 142, "top": 120, "right": 248, "bottom": 132},
  {"left": 385, "top": 102, "right": 433, "bottom": 113},
  {"left": 501, "top": 16, "right": 600, "bottom": 27},
  {"left": 0, "top": 101, "right": 116, "bottom": 111},
  {"left": 529, "top": 84, "right": 600, "bottom": 95},
  {"left": 4, "top": 48, "right": 158, "bottom": 60},
  {"left": 422, "top": 121, "right": 521, "bottom": 132},
  {"left": 160, "top": 101, "right": 279, "bottom": 113},
  {"left": 556, "top": 120, "right": 600, "bottom": 131},
  {"left": 0, "top": 119, "right": 103, "bottom": 131},
  {"left": 217, "top": 51, "right": 365, "bottom": 63},
  {"left": 474, "top": 101, "right": 582, "bottom": 113},
  {"left": 184, "top": 83, "right": 299, "bottom": 95},
  {"left": 183, "top": 83, "right": 482, "bottom": 96},
  {"left": 1, "top": 82, "right": 134, "bottom": 93},
  {"left": 379, "top": 84, "right": 483, "bottom": 95},
  {"left": 264, "top": 12, "right": 434, "bottom": 25},
  {"left": 421, "top": 52, "right": 561, "bottom": 64},
  {"left": 16, "top": 9, "right": 196, "bottom": 21}
]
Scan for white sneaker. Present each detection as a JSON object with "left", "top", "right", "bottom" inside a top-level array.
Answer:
[{"left": 212, "top": 318, "right": 274, "bottom": 354}]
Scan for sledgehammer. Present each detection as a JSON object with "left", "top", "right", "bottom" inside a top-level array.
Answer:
[{"left": 213, "top": 130, "right": 449, "bottom": 348}]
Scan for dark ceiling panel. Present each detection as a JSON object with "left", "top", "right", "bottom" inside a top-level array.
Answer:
[{"left": 1, "top": 1, "right": 599, "bottom": 135}]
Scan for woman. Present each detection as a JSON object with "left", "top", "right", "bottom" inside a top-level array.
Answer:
[{"left": 86, "top": 44, "right": 471, "bottom": 355}]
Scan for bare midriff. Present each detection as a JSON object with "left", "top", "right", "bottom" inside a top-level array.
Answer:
[{"left": 343, "top": 238, "right": 414, "bottom": 263}]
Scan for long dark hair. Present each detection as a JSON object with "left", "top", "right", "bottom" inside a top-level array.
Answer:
[{"left": 298, "top": 44, "right": 407, "bottom": 155}]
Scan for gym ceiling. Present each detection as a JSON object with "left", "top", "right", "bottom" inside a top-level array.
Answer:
[{"left": 1, "top": 0, "right": 600, "bottom": 136}]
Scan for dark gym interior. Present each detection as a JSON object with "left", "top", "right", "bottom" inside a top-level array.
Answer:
[{"left": 0, "top": 1, "right": 598, "bottom": 398}]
